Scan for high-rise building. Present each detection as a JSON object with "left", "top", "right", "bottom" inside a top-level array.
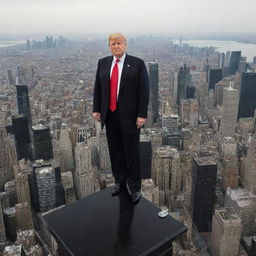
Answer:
[
  {"left": 139, "top": 134, "right": 152, "bottom": 179},
  {"left": 219, "top": 84, "right": 239, "bottom": 137},
  {"left": 186, "top": 85, "right": 195, "bottom": 99},
  {"left": 225, "top": 187, "right": 256, "bottom": 236},
  {"left": 237, "top": 71, "right": 256, "bottom": 120},
  {"left": 77, "top": 127, "right": 87, "bottom": 143},
  {"left": 148, "top": 129, "right": 162, "bottom": 153},
  {"left": 7, "top": 70, "right": 16, "bottom": 85},
  {"left": 99, "top": 130, "right": 111, "bottom": 170},
  {"left": 162, "top": 114, "right": 178, "bottom": 131},
  {"left": 12, "top": 114, "right": 32, "bottom": 161},
  {"left": 61, "top": 171, "right": 76, "bottom": 204},
  {"left": 219, "top": 53, "right": 225, "bottom": 68},
  {"left": 142, "top": 179, "right": 160, "bottom": 206},
  {"left": 191, "top": 157, "right": 217, "bottom": 232},
  {"left": 74, "top": 142, "right": 99, "bottom": 199},
  {"left": 59, "top": 124, "right": 74, "bottom": 172},
  {"left": 15, "top": 202, "right": 33, "bottom": 231},
  {"left": 15, "top": 172, "right": 31, "bottom": 205},
  {"left": 148, "top": 62, "right": 159, "bottom": 123},
  {"left": 0, "top": 202, "right": 6, "bottom": 243},
  {"left": 152, "top": 146, "right": 181, "bottom": 206},
  {"left": 210, "top": 207, "right": 241, "bottom": 256},
  {"left": 229, "top": 51, "right": 241, "bottom": 75},
  {"left": 177, "top": 65, "right": 191, "bottom": 106},
  {"left": 4, "top": 181, "right": 17, "bottom": 207},
  {"left": 29, "top": 161, "right": 64, "bottom": 212},
  {"left": 2, "top": 207, "right": 16, "bottom": 242},
  {"left": 162, "top": 129, "right": 181, "bottom": 149},
  {"left": 208, "top": 68, "right": 222, "bottom": 91},
  {"left": 220, "top": 137, "right": 239, "bottom": 190},
  {"left": 180, "top": 99, "right": 199, "bottom": 128},
  {"left": 238, "top": 61, "right": 248, "bottom": 73},
  {"left": 16, "top": 85, "right": 32, "bottom": 125},
  {"left": 242, "top": 133, "right": 256, "bottom": 194},
  {"left": 0, "top": 127, "right": 15, "bottom": 190},
  {"left": 32, "top": 124, "right": 53, "bottom": 160}
]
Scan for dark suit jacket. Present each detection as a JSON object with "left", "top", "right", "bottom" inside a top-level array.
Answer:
[{"left": 93, "top": 54, "right": 149, "bottom": 134}]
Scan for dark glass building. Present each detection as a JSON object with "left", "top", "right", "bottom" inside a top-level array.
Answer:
[
  {"left": 16, "top": 85, "right": 32, "bottom": 125},
  {"left": 191, "top": 157, "right": 217, "bottom": 232},
  {"left": 163, "top": 129, "right": 181, "bottom": 150},
  {"left": 32, "top": 124, "right": 53, "bottom": 161},
  {"left": 139, "top": 134, "right": 152, "bottom": 179},
  {"left": 186, "top": 85, "right": 195, "bottom": 99},
  {"left": 29, "top": 161, "right": 65, "bottom": 212},
  {"left": 237, "top": 71, "right": 256, "bottom": 120},
  {"left": 148, "top": 62, "right": 159, "bottom": 123},
  {"left": 12, "top": 114, "right": 32, "bottom": 160},
  {"left": 229, "top": 51, "right": 241, "bottom": 75},
  {"left": 177, "top": 65, "right": 191, "bottom": 106},
  {"left": 208, "top": 68, "right": 222, "bottom": 91}
]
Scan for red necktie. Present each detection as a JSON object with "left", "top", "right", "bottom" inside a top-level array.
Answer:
[{"left": 109, "top": 59, "right": 119, "bottom": 111}]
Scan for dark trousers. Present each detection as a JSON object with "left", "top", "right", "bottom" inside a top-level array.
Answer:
[{"left": 105, "top": 109, "right": 141, "bottom": 193}]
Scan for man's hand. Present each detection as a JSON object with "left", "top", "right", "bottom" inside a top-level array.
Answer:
[
  {"left": 93, "top": 112, "right": 100, "bottom": 122},
  {"left": 136, "top": 117, "right": 146, "bottom": 129}
]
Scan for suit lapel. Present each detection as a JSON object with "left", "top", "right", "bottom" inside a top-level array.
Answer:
[
  {"left": 106, "top": 56, "right": 113, "bottom": 78},
  {"left": 105, "top": 56, "right": 113, "bottom": 97},
  {"left": 119, "top": 54, "right": 129, "bottom": 96}
]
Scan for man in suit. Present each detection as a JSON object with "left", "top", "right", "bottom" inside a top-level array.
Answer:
[{"left": 93, "top": 33, "right": 149, "bottom": 203}]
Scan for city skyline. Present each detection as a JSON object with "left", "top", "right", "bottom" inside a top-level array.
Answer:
[{"left": 0, "top": 9, "right": 256, "bottom": 252}]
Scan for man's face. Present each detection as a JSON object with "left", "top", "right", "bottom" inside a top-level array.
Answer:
[{"left": 109, "top": 37, "right": 127, "bottom": 58}]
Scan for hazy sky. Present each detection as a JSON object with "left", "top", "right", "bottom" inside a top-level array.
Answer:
[{"left": 0, "top": 0, "right": 255, "bottom": 36}]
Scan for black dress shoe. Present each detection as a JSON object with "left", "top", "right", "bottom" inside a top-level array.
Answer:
[
  {"left": 111, "top": 184, "right": 122, "bottom": 196},
  {"left": 131, "top": 191, "right": 141, "bottom": 204}
]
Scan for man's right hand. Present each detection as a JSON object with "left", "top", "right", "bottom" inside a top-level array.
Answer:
[{"left": 93, "top": 112, "right": 100, "bottom": 122}]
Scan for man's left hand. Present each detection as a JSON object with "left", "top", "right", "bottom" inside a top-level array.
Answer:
[{"left": 136, "top": 117, "right": 146, "bottom": 129}]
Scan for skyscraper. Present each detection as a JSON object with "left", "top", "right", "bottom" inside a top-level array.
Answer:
[
  {"left": 219, "top": 84, "right": 239, "bottom": 137},
  {"left": 220, "top": 137, "right": 239, "bottom": 190},
  {"left": 32, "top": 124, "right": 53, "bottom": 161},
  {"left": 74, "top": 142, "right": 98, "bottom": 199},
  {"left": 15, "top": 172, "right": 31, "bottom": 205},
  {"left": 180, "top": 99, "right": 199, "bottom": 128},
  {"left": 0, "top": 127, "right": 15, "bottom": 190},
  {"left": 0, "top": 202, "right": 6, "bottom": 243},
  {"left": 229, "top": 51, "right": 241, "bottom": 75},
  {"left": 148, "top": 62, "right": 159, "bottom": 123},
  {"left": 59, "top": 124, "right": 74, "bottom": 172},
  {"left": 186, "top": 85, "right": 195, "bottom": 99},
  {"left": 242, "top": 133, "right": 256, "bottom": 194},
  {"left": 237, "top": 71, "right": 256, "bottom": 120},
  {"left": 162, "top": 114, "right": 179, "bottom": 131},
  {"left": 29, "top": 160, "right": 64, "bottom": 212},
  {"left": 12, "top": 114, "right": 32, "bottom": 160},
  {"left": 98, "top": 130, "right": 111, "bottom": 170},
  {"left": 225, "top": 188, "right": 256, "bottom": 236},
  {"left": 16, "top": 85, "right": 32, "bottom": 125},
  {"left": 139, "top": 134, "right": 152, "bottom": 179},
  {"left": 191, "top": 157, "right": 217, "bottom": 232},
  {"left": 177, "top": 65, "right": 191, "bottom": 107},
  {"left": 15, "top": 202, "right": 34, "bottom": 231},
  {"left": 153, "top": 146, "right": 181, "bottom": 206},
  {"left": 208, "top": 68, "right": 222, "bottom": 91},
  {"left": 210, "top": 207, "right": 241, "bottom": 256}
]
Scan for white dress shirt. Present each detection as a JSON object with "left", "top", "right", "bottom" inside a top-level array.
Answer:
[{"left": 110, "top": 52, "right": 126, "bottom": 100}]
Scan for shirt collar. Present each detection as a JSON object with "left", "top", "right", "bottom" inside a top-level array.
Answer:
[{"left": 113, "top": 52, "right": 126, "bottom": 63}]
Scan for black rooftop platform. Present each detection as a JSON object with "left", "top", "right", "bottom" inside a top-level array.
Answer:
[{"left": 43, "top": 187, "right": 187, "bottom": 256}]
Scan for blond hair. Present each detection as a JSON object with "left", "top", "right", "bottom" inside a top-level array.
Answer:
[{"left": 108, "top": 33, "right": 127, "bottom": 44}]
